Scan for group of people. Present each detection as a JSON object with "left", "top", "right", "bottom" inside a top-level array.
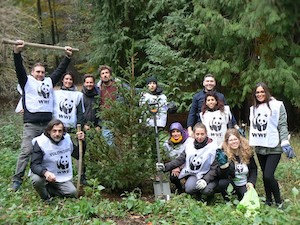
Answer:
[
  {"left": 157, "top": 77, "right": 296, "bottom": 208},
  {"left": 10, "top": 40, "right": 295, "bottom": 208},
  {"left": 10, "top": 40, "right": 120, "bottom": 201},
  {"left": 10, "top": 39, "right": 170, "bottom": 202}
]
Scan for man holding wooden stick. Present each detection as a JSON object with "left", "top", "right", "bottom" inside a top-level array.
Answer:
[
  {"left": 30, "top": 119, "right": 85, "bottom": 202},
  {"left": 11, "top": 40, "right": 73, "bottom": 192}
]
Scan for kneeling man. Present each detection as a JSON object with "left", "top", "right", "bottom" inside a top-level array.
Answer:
[{"left": 30, "top": 119, "right": 85, "bottom": 201}]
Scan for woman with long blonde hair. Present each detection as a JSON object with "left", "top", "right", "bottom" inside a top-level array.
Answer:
[{"left": 217, "top": 129, "right": 257, "bottom": 200}]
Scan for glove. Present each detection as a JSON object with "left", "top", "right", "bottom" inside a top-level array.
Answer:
[
  {"left": 282, "top": 145, "right": 296, "bottom": 159},
  {"left": 167, "top": 101, "right": 177, "bottom": 114},
  {"left": 196, "top": 179, "right": 207, "bottom": 190},
  {"left": 238, "top": 127, "right": 246, "bottom": 138},
  {"left": 216, "top": 148, "right": 229, "bottom": 169},
  {"left": 156, "top": 163, "right": 165, "bottom": 172}
]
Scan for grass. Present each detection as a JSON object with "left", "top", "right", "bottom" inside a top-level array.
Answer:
[{"left": 0, "top": 108, "right": 299, "bottom": 224}]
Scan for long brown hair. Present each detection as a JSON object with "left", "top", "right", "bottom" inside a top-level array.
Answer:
[
  {"left": 201, "top": 91, "right": 225, "bottom": 114},
  {"left": 222, "top": 129, "right": 253, "bottom": 164}
]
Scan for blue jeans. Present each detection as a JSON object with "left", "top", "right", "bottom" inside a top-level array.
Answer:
[
  {"left": 13, "top": 123, "right": 46, "bottom": 183},
  {"left": 31, "top": 173, "right": 76, "bottom": 199}
]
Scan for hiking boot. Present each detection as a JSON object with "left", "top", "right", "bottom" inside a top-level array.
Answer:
[
  {"left": 11, "top": 181, "right": 21, "bottom": 192},
  {"left": 44, "top": 197, "right": 54, "bottom": 205},
  {"left": 80, "top": 175, "right": 90, "bottom": 186}
]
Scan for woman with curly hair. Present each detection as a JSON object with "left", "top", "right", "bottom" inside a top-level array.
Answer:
[{"left": 216, "top": 129, "right": 257, "bottom": 201}]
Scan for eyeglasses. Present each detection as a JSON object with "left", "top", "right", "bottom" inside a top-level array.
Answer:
[{"left": 255, "top": 91, "right": 265, "bottom": 95}]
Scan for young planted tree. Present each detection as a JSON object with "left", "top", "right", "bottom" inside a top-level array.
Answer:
[{"left": 85, "top": 56, "right": 157, "bottom": 191}]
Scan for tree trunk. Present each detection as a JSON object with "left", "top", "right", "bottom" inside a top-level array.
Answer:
[{"left": 36, "top": 0, "right": 45, "bottom": 44}]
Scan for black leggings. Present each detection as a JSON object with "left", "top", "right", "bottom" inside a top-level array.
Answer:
[
  {"left": 218, "top": 179, "right": 247, "bottom": 201},
  {"left": 257, "top": 153, "right": 282, "bottom": 204}
]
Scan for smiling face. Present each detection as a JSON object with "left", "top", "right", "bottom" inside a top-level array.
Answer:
[
  {"left": 84, "top": 77, "right": 95, "bottom": 91},
  {"left": 171, "top": 129, "right": 181, "bottom": 140},
  {"left": 206, "top": 96, "right": 217, "bottom": 109},
  {"left": 227, "top": 134, "right": 240, "bottom": 150},
  {"left": 62, "top": 74, "right": 73, "bottom": 88},
  {"left": 32, "top": 65, "right": 46, "bottom": 81},
  {"left": 203, "top": 76, "right": 216, "bottom": 92},
  {"left": 255, "top": 86, "right": 266, "bottom": 103},
  {"left": 194, "top": 127, "right": 207, "bottom": 143}
]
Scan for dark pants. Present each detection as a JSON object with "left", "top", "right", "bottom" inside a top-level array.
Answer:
[
  {"left": 169, "top": 173, "right": 183, "bottom": 193},
  {"left": 217, "top": 179, "right": 247, "bottom": 201},
  {"left": 257, "top": 153, "right": 282, "bottom": 204}
]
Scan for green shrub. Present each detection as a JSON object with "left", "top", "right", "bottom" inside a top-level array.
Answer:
[{"left": 86, "top": 66, "right": 157, "bottom": 191}]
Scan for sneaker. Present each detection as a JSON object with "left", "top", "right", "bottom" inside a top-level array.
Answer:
[
  {"left": 276, "top": 203, "right": 284, "bottom": 210},
  {"left": 11, "top": 181, "right": 21, "bottom": 192}
]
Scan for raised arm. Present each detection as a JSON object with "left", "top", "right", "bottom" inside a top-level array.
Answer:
[
  {"left": 50, "top": 46, "right": 73, "bottom": 85},
  {"left": 13, "top": 40, "right": 27, "bottom": 88}
]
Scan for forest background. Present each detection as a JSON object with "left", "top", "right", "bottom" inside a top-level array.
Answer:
[{"left": 1, "top": 0, "right": 300, "bottom": 129}]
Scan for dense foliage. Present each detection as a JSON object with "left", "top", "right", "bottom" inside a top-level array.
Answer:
[
  {"left": 88, "top": 0, "right": 300, "bottom": 110},
  {"left": 86, "top": 61, "right": 159, "bottom": 191},
  {"left": 1, "top": 1, "right": 300, "bottom": 109}
]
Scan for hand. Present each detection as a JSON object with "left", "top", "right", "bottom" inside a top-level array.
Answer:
[
  {"left": 64, "top": 46, "right": 73, "bottom": 57},
  {"left": 76, "top": 131, "right": 85, "bottom": 141},
  {"left": 282, "top": 145, "right": 296, "bottom": 159},
  {"left": 238, "top": 127, "right": 246, "bottom": 138},
  {"left": 14, "top": 40, "right": 25, "bottom": 54},
  {"left": 216, "top": 148, "right": 229, "bottom": 169},
  {"left": 171, "top": 167, "right": 180, "bottom": 177},
  {"left": 187, "top": 127, "right": 194, "bottom": 137},
  {"left": 167, "top": 101, "right": 177, "bottom": 114},
  {"left": 44, "top": 171, "right": 56, "bottom": 182},
  {"left": 156, "top": 163, "right": 165, "bottom": 172},
  {"left": 246, "top": 182, "right": 254, "bottom": 190},
  {"left": 196, "top": 179, "right": 207, "bottom": 190}
]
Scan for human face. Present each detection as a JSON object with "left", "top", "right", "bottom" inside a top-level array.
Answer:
[
  {"left": 84, "top": 77, "right": 95, "bottom": 90},
  {"left": 203, "top": 77, "right": 216, "bottom": 91},
  {"left": 227, "top": 134, "right": 240, "bottom": 150},
  {"left": 194, "top": 128, "right": 207, "bottom": 143},
  {"left": 171, "top": 129, "right": 181, "bottom": 140},
  {"left": 62, "top": 74, "right": 73, "bottom": 88},
  {"left": 100, "top": 69, "right": 111, "bottom": 83},
  {"left": 148, "top": 81, "right": 157, "bottom": 92},
  {"left": 32, "top": 66, "right": 45, "bottom": 81},
  {"left": 206, "top": 96, "right": 217, "bottom": 109},
  {"left": 49, "top": 124, "right": 64, "bottom": 142},
  {"left": 255, "top": 86, "right": 266, "bottom": 103}
]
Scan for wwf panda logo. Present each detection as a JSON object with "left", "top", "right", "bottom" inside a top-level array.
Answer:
[
  {"left": 38, "top": 82, "right": 50, "bottom": 98},
  {"left": 57, "top": 155, "right": 69, "bottom": 170},
  {"left": 236, "top": 163, "right": 243, "bottom": 173},
  {"left": 189, "top": 153, "right": 203, "bottom": 171},
  {"left": 209, "top": 116, "right": 222, "bottom": 132},
  {"left": 252, "top": 113, "right": 268, "bottom": 131},
  {"left": 59, "top": 98, "right": 74, "bottom": 114}
]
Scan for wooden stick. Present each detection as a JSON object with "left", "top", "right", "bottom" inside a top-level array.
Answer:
[
  {"left": 2, "top": 38, "right": 79, "bottom": 52},
  {"left": 76, "top": 124, "right": 83, "bottom": 196}
]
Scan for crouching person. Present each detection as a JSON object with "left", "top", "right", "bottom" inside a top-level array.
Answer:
[
  {"left": 216, "top": 129, "right": 257, "bottom": 201},
  {"left": 157, "top": 123, "right": 219, "bottom": 202},
  {"left": 30, "top": 119, "right": 85, "bottom": 201}
]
